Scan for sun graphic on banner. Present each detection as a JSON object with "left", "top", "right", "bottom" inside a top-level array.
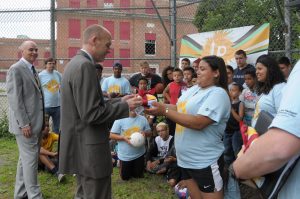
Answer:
[{"left": 201, "top": 31, "right": 235, "bottom": 64}]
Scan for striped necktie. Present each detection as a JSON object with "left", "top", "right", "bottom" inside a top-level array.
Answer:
[{"left": 31, "top": 65, "right": 40, "bottom": 87}]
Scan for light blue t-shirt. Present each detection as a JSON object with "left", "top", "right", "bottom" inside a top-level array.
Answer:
[
  {"left": 111, "top": 115, "right": 151, "bottom": 161},
  {"left": 38, "top": 70, "right": 62, "bottom": 108},
  {"left": 175, "top": 85, "right": 231, "bottom": 169},
  {"left": 102, "top": 76, "right": 131, "bottom": 95},
  {"left": 251, "top": 82, "right": 285, "bottom": 127},
  {"left": 269, "top": 61, "right": 300, "bottom": 199}
]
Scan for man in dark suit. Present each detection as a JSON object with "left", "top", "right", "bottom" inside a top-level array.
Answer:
[
  {"left": 6, "top": 40, "right": 44, "bottom": 199},
  {"left": 59, "top": 25, "right": 142, "bottom": 199}
]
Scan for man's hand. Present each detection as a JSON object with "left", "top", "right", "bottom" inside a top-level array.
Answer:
[
  {"left": 21, "top": 125, "right": 32, "bottom": 138},
  {"left": 125, "top": 95, "right": 143, "bottom": 111}
]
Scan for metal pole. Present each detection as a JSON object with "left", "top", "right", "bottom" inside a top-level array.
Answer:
[
  {"left": 170, "top": 0, "right": 177, "bottom": 68},
  {"left": 284, "top": 0, "right": 291, "bottom": 59},
  {"left": 50, "top": 0, "right": 56, "bottom": 58}
]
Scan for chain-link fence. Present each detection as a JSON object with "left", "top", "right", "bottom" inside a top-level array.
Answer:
[{"left": 0, "top": 0, "right": 299, "bottom": 118}]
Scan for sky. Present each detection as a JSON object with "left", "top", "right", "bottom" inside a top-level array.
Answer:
[{"left": 0, "top": 0, "right": 52, "bottom": 39}]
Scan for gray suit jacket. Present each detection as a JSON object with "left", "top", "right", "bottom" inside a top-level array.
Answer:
[
  {"left": 59, "top": 50, "right": 129, "bottom": 179},
  {"left": 6, "top": 59, "right": 44, "bottom": 135}
]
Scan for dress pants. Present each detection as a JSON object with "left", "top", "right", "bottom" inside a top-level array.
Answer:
[
  {"left": 14, "top": 134, "right": 42, "bottom": 199},
  {"left": 75, "top": 174, "right": 111, "bottom": 199}
]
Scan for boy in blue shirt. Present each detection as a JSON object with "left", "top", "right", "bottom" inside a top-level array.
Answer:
[{"left": 110, "top": 111, "right": 151, "bottom": 180}]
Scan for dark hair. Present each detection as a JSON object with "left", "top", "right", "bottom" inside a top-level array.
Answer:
[
  {"left": 183, "top": 66, "right": 196, "bottom": 78},
  {"left": 245, "top": 70, "right": 256, "bottom": 79},
  {"left": 95, "top": 63, "right": 103, "bottom": 71},
  {"left": 162, "top": 66, "right": 174, "bottom": 87},
  {"left": 201, "top": 55, "right": 228, "bottom": 91},
  {"left": 173, "top": 67, "right": 183, "bottom": 75},
  {"left": 235, "top": 49, "right": 247, "bottom": 57},
  {"left": 138, "top": 76, "right": 148, "bottom": 84},
  {"left": 226, "top": 65, "right": 234, "bottom": 73},
  {"left": 231, "top": 82, "right": 243, "bottom": 92},
  {"left": 44, "top": 57, "right": 56, "bottom": 65},
  {"left": 278, "top": 56, "right": 291, "bottom": 66},
  {"left": 182, "top": 58, "right": 191, "bottom": 65},
  {"left": 256, "top": 54, "right": 285, "bottom": 95}
]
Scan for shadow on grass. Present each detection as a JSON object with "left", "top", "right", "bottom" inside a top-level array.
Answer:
[{"left": 0, "top": 139, "right": 176, "bottom": 199}]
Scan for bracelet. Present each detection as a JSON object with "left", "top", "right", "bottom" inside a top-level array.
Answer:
[{"left": 165, "top": 107, "right": 169, "bottom": 115}]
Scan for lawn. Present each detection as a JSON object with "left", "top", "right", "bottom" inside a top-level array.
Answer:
[{"left": 0, "top": 138, "right": 176, "bottom": 199}]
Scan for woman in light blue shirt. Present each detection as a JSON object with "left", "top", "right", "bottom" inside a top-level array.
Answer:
[
  {"left": 146, "top": 56, "right": 231, "bottom": 199},
  {"left": 252, "top": 55, "right": 286, "bottom": 127}
]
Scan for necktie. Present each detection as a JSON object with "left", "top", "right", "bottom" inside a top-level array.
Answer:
[{"left": 31, "top": 65, "right": 40, "bottom": 87}]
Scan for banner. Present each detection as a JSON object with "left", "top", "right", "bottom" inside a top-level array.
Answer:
[{"left": 179, "top": 23, "right": 270, "bottom": 68}]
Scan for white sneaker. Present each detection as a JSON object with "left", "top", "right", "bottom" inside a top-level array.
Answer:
[{"left": 58, "top": 174, "right": 65, "bottom": 182}]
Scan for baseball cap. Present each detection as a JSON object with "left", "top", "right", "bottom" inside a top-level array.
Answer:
[{"left": 113, "top": 62, "right": 123, "bottom": 69}]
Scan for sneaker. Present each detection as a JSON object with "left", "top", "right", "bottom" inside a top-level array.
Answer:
[{"left": 57, "top": 174, "right": 65, "bottom": 182}]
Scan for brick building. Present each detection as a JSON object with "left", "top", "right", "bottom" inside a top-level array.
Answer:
[
  {"left": 0, "top": 0, "right": 198, "bottom": 78},
  {"left": 56, "top": 0, "right": 198, "bottom": 73}
]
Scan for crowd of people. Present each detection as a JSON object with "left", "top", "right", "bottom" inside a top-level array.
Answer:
[{"left": 6, "top": 24, "right": 300, "bottom": 199}]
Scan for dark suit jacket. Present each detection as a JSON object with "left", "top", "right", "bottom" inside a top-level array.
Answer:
[{"left": 59, "top": 50, "right": 129, "bottom": 179}]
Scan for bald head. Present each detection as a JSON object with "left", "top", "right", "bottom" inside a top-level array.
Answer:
[
  {"left": 82, "top": 25, "right": 112, "bottom": 62},
  {"left": 19, "top": 40, "right": 38, "bottom": 64},
  {"left": 83, "top": 25, "right": 110, "bottom": 44},
  {"left": 19, "top": 40, "right": 37, "bottom": 51}
]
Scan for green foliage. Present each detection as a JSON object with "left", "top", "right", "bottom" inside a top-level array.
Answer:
[
  {"left": 0, "top": 139, "right": 176, "bottom": 199},
  {"left": 0, "top": 115, "right": 14, "bottom": 139},
  {"left": 193, "top": 0, "right": 285, "bottom": 51}
]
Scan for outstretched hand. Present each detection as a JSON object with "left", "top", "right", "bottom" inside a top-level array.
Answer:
[
  {"left": 144, "top": 102, "right": 166, "bottom": 116},
  {"left": 123, "top": 95, "right": 143, "bottom": 111}
]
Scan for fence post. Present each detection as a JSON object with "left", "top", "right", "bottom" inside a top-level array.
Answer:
[
  {"left": 284, "top": 0, "right": 291, "bottom": 59},
  {"left": 170, "top": 0, "right": 177, "bottom": 68},
  {"left": 50, "top": 0, "right": 56, "bottom": 58}
]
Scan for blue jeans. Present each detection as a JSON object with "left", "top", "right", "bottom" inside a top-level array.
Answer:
[
  {"left": 223, "top": 130, "right": 243, "bottom": 165},
  {"left": 45, "top": 106, "right": 60, "bottom": 133}
]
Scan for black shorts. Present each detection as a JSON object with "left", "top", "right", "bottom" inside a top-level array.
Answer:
[{"left": 180, "top": 157, "right": 224, "bottom": 193}]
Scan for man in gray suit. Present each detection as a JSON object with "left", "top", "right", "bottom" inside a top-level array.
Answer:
[
  {"left": 6, "top": 40, "right": 44, "bottom": 199},
  {"left": 59, "top": 25, "right": 142, "bottom": 199}
]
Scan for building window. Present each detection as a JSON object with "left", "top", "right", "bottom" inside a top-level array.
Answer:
[
  {"left": 69, "top": 19, "right": 81, "bottom": 39},
  {"left": 103, "top": 49, "right": 114, "bottom": 67},
  {"left": 119, "top": 22, "right": 130, "bottom": 40},
  {"left": 103, "top": 21, "right": 114, "bottom": 39},
  {"left": 120, "top": 49, "right": 130, "bottom": 67},
  {"left": 87, "top": 0, "right": 97, "bottom": 8},
  {"left": 86, "top": 19, "right": 98, "bottom": 27},
  {"left": 120, "top": 0, "right": 130, "bottom": 12},
  {"left": 68, "top": 47, "right": 80, "bottom": 58},
  {"left": 70, "top": 0, "right": 80, "bottom": 8},
  {"left": 145, "top": 0, "right": 155, "bottom": 14},
  {"left": 145, "top": 33, "right": 156, "bottom": 55}
]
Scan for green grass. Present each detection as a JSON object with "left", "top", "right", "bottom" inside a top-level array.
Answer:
[{"left": 0, "top": 139, "right": 176, "bottom": 199}]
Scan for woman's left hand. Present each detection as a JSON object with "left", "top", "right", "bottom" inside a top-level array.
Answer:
[{"left": 144, "top": 102, "right": 166, "bottom": 116}]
